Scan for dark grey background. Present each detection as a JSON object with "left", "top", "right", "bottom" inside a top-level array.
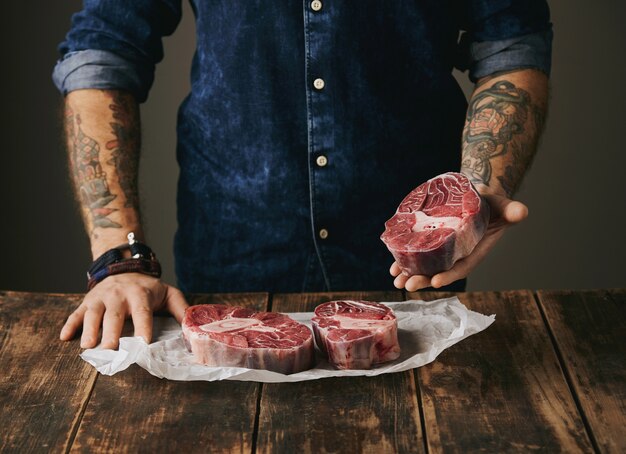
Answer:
[{"left": 2, "top": 1, "right": 625, "bottom": 293}]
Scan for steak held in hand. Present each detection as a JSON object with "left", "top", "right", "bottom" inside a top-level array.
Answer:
[{"left": 381, "top": 172, "right": 490, "bottom": 277}]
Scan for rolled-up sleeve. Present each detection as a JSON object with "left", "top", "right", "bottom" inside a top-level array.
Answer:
[
  {"left": 456, "top": 0, "right": 553, "bottom": 82},
  {"left": 52, "top": 0, "right": 182, "bottom": 102}
]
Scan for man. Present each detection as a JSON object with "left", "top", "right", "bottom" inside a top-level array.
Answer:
[{"left": 53, "top": 1, "right": 552, "bottom": 349}]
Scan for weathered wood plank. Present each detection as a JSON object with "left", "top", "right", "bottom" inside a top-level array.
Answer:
[
  {"left": 414, "top": 290, "right": 594, "bottom": 453},
  {"left": 70, "top": 293, "right": 268, "bottom": 454},
  {"left": 257, "top": 291, "right": 425, "bottom": 454},
  {"left": 537, "top": 289, "right": 626, "bottom": 453},
  {"left": 0, "top": 291, "right": 97, "bottom": 453}
]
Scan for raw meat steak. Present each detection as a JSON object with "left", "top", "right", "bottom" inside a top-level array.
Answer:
[
  {"left": 182, "top": 305, "right": 314, "bottom": 374},
  {"left": 311, "top": 300, "right": 400, "bottom": 369},
  {"left": 380, "top": 172, "right": 490, "bottom": 276}
]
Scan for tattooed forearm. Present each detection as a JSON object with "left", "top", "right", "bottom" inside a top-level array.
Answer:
[
  {"left": 106, "top": 93, "right": 140, "bottom": 208},
  {"left": 461, "top": 74, "right": 547, "bottom": 197},
  {"left": 64, "top": 90, "right": 142, "bottom": 245},
  {"left": 461, "top": 80, "right": 529, "bottom": 186},
  {"left": 65, "top": 105, "right": 121, "bottom": 228}
]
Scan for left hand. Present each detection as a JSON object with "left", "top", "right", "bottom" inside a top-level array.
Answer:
[{"left": 390, "top": 190, "right": 528, "bottom": 291}]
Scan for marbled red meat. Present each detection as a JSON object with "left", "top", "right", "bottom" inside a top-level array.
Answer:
[
  {"left": 182, "top": 304, "right": 314, "bottom": 374},
  {"left": 311, "top": 300, "right": 400, "bottom": 369},
  {"left": 381, "top": 172, "right": 489, "bottom": 276}
]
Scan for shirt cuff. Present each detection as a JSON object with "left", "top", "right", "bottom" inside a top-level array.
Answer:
[
  {"left": 460, "top": 29, "right": 553, "bottom": 82},
  {"left": 52, "top": 49, "right": 153, "bottom": 102}
]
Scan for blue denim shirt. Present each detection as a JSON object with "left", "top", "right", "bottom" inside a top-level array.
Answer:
[{"left": 53, "top": 1, "right": 552, "bottom": 293}]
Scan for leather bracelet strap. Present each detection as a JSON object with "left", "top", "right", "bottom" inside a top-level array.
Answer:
[
  {"left": 88, "top": 248, "right": 124, "bottom": 277},
  {"left": 87, "top": 257, "right": 162, "bottom": 291},
  {"left": 87, "top": 232, "right": 161, "bottom": 290}
]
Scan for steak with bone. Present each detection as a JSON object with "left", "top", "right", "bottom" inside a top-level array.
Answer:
[
  {"left": 311, "top": 300, "right": 400, "bottom": 369},
  {"left": 182, "top": 304, "right": 314, "bottom": 374},
  {"left": 380, "top": 172, "right": 490, "bottom": 276}
]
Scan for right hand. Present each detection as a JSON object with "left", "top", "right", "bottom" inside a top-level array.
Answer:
[
  {"left": 60, "top": 273, "right": 189, "bottom": 349},
  {"left": 389, "top": 191, "right": 528, "bottom": 291}
]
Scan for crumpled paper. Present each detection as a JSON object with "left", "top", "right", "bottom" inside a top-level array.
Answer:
[{"left": 81, "top": 297, "right": 495, "bottom": 383}]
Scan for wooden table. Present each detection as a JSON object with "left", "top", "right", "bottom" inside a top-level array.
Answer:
[{"left": 1, "top": 290, "right": 624, "bottom": 453}]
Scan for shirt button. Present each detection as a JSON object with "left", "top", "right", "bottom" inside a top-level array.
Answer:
[
  {"left": 313, "top": 78, "right": 325, "bottom": 90},
  {"left": 316, "top": 155, "right": 328, "bottom": 167},
  {"left": 319, "top": 228, "right": 329, "bottom": 240},
  {"left": 311, "top": 0, "right": 323, "bottom": 12}
]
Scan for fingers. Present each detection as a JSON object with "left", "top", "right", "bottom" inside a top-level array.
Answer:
[
  {"left": 484, "top": 193, "right": 528, "bottom": 225},
  {"left": 393, "top": 272, "right": 409, "bottom": 289},
  {"left": 61, "top": 276, "right": 187, "bottom": 349},
  {"left": 128, "top": 290, "right": 153, "bottom": 344},
  {"left": 393, "top": 272, "right": 432, "bottom": 291},
  {"left": 164, "top": 286, "right": 189, "bottom": 323},
  {"left": 431, "top": 229, "right": 506, "bottom": 288},
  {"left": 60, "top": 304, "right": 87, "bottom": 341},
  {"left": 392, "top": 261, "right": 431, "bottom": 291},
  {"left": 430, "top": 263, "right": 468, "bottom": 290},
  {"left": 80, "top": 302, "right": 105, "bottom": 348},
  {"left": 404, "top": 275, "right": 432, "bottom": 292},
  {"left": 100, "top": 305, "right": 126, "bottom": 349},
  {"left": 503, "top": 200, "right": 528, "bottom": 224},
  {"left": 129, "top": 285, "right": 188, "bottom": 343},
  {"left": 389, "top": 262, "right": 402, "bottom": 277}
]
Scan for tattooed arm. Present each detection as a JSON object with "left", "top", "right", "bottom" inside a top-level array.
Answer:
[
  {"left": 61, "top": 89, "right": 187, "bottom": 348},
  {"left": 460, "top": 69, "right": 548, "bottom": 197},
  {"left": 392, "top": 69, "right": 549, "bottom": 291},
  {"left": 64, "top": 89, "right": 142, "bottom": 253}
]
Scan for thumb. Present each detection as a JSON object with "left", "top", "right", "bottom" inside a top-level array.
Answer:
[
  {"left": 484, "top": 193, "right": 528, "bottom": 225},
  {"left": 164, "top": 286, "right": 189, "bottom": 323},
  {"left": 503, "top": 200, "right": 528, "bottom": 224}
]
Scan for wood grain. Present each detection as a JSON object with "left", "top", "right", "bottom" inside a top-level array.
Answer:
[
  {"left": 0, "top": 291, "right": 97, "bottom": 453},
  {"left": 70, "top": 293, "right": 268, "bottom": 454},
  {"left": 414, "top": 290, "right": 593, "bottom": 453},
  {"left": 257, "top": 291, "right": 425, "bottom": 454},
  {"left": 4, "top": 289, "right": 620, "bottom": 453},
  {"left": 537, "top": 289, "right": 626, "bottom": 453}
]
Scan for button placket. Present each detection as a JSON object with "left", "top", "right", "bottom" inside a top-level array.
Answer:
[{"left": 303, "top": 0, "right": 334, "bottom": 289}]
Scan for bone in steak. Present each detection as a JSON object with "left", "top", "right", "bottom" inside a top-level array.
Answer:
[
  {"left": 311, "top": 300, "right": 400, "bottom": 369},
  {"left": 380, "top": 172, "right": 490, "bottom": 276},
  {"left": 182, "top": 305, "right": 314, "bottom": 374}
]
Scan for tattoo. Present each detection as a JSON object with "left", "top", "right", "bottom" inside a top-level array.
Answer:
[
  {"left": 66, "top": 107, "right": 121, "bottom": 229},
  {"left": 106, "top": 93, "right": 140, "bottom": 208},
  {"left": 461, "top": 80, "right": 540, "bottom": 197}
]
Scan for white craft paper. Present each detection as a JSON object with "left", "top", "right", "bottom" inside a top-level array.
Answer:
[{"left": 81, "top": 297, "right": 495, "bottom": 383}]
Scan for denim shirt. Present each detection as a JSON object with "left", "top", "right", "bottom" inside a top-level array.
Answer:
[{"left": 53, "top": 1, "right": 552, "bottom": 293}]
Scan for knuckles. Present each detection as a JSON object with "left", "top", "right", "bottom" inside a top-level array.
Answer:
[
  {"left": 141, "top": 287, "right": 154, "bottom": 300},
  {"left": 132, "top": 305, "right": 153, "bottom": 316},
  {"left": 85, "top": 277, "right": 163, "bottom": 308},
  {"left": 108, "top": 310, "right": 124, "bottom": 320}
]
